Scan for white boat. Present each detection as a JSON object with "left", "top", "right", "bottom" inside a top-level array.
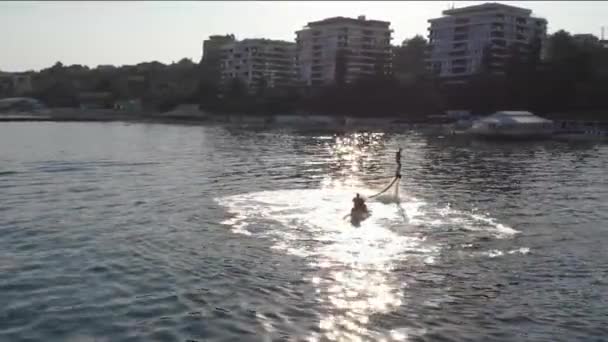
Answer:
[{"left": 467, "top": 111, "right": 554, "bottom": 139}]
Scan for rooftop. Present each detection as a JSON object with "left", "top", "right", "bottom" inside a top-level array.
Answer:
[
  {"left": 442, "top": 2, "right": 532, "bottom": 16},
  {"left": 241, "top": 38, "right": 295, "bottom": 45},
  {"left": 305, "top": 16, "right": 390, "bottom": 28}
]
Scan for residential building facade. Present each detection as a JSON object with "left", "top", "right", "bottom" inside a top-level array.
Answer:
[
  {"left": 295, "top": 16, "right": 393, "bottom": 87},
  {"left": 0, "top": 72, "right": 33, "bottom": 97},
  {"left": 202, "top": 34, "right": 236, "bottom": 64},
  {"left": 219, "top": 38, "right": 296, "bottom": 92},
  {"left": 572, "top": 33, "right": 601, "bottom": 47},
  {"left": 427, "top": 3, "right": 547, "bottom": 79}
]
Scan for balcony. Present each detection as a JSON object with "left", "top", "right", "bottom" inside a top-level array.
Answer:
[
  {"left": 453, "top": 34, "right": 468, "bottom": 41},
  {"left": 491, "top": 39, "right": 507, "bottom": 47},
  {"left": 449, "top": 50, "right": 467, "bottom": 57}
]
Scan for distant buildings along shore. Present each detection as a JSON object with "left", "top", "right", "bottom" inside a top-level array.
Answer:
[
  {"left": 426, "top": 3, "right": 547, "bottom": 80},
  {"left": 202, "top": 2, "right": 556, "bottom": 92},
  {"left": 295, "top": 15, "right": 393, "bottom": 87}
]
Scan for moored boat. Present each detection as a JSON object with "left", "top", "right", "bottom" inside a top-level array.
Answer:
[{"left": 467, "top": 111, "right": 554, "bottom": 139}]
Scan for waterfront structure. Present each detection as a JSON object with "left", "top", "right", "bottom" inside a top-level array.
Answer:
[
  {"left": 295, "top": 15, "right": 393, "bottom": 86},
  {"left": 572, "top": 34, "right": 601, "bottom": 47},
  {"left": 219, "top": 38, "right": 296, "bottom": 92},
  {"left": 426, "top": 3, "right": 547, "bottom": 79},
  {"left": 0, "top": 97, "right": 48, "bottom": 114}
]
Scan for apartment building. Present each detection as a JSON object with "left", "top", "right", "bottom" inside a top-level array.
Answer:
[
  {"left": 202, "top": 34, "right": 236, "bottom": 64},
  {"left": 201, "top": 34, "right": 236, "bottom": 88},
  {"left": 219, "top": 38, "right": 296, "bottom": 92},
  {"left": 572, "top": 34, "right": 601, "bottom": 47},
  {"left": 427, "top": 3, "right": 547, "bottom": 79},
  {"left": 296, "top": 16, "right": 393, "bottom": 86}
]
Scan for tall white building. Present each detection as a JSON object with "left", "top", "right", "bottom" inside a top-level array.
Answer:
[
  {"left": 427, "top": 3, "right": 547, "bottom": 79},
  {"left": 220, "top": 38, "right": 296, "bottom": 92},
  {"left": 296, "top": 16, "right": 393, "bottom": 86}
]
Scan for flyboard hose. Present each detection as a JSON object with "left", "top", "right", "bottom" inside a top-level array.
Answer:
[
  {"left": 368, "top": 148, "right": 402, "bottom": 200},
  {"left": 345, "top": 149, "right": 402, "bottom": 220},
  {"left": 367, "top": 175, "right": 399, "bottom": 199}
]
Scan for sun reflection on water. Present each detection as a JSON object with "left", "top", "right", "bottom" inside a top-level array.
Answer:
[
  {"left": 217, "top": 132, "right": 515, "bottom": 341},
  {"left": 218, "top": 133, "right": 436, "bottom": 341}
]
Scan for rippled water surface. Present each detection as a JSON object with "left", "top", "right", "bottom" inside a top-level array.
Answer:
[{"left": 1, "top": 122, "right": 607, "bottom": 342}]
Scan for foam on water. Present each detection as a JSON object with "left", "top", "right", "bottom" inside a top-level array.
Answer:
[
  {"left": 218, "top": 185, "right": 434, "bottom": 341},
  {"left": 217, "top": 180, "right": 517, "bottom": 341}
]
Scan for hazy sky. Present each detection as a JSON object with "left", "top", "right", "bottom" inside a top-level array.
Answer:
[{"left": 1, "top": 1, "right": 607, "bottom": 72}]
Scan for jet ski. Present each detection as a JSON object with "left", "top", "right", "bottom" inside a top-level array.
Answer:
[{"left": 350, "top": 207, "right": 371, "bottom": 226}]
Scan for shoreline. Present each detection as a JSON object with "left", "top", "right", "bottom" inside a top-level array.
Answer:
[{"left": 0, "top": 107, "right": 439, "bottom": 127}]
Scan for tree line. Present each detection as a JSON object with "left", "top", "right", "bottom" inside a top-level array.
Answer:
[{"left": 6, "top": 29, "right": 608, "bottom": 120}]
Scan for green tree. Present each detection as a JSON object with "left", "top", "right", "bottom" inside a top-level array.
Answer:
[
  {"left": 546, "top": 30, "right": 577, "bottom": 62},
  {"left": 393, "top": 35, "right": 429, "bottom": 81}
]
